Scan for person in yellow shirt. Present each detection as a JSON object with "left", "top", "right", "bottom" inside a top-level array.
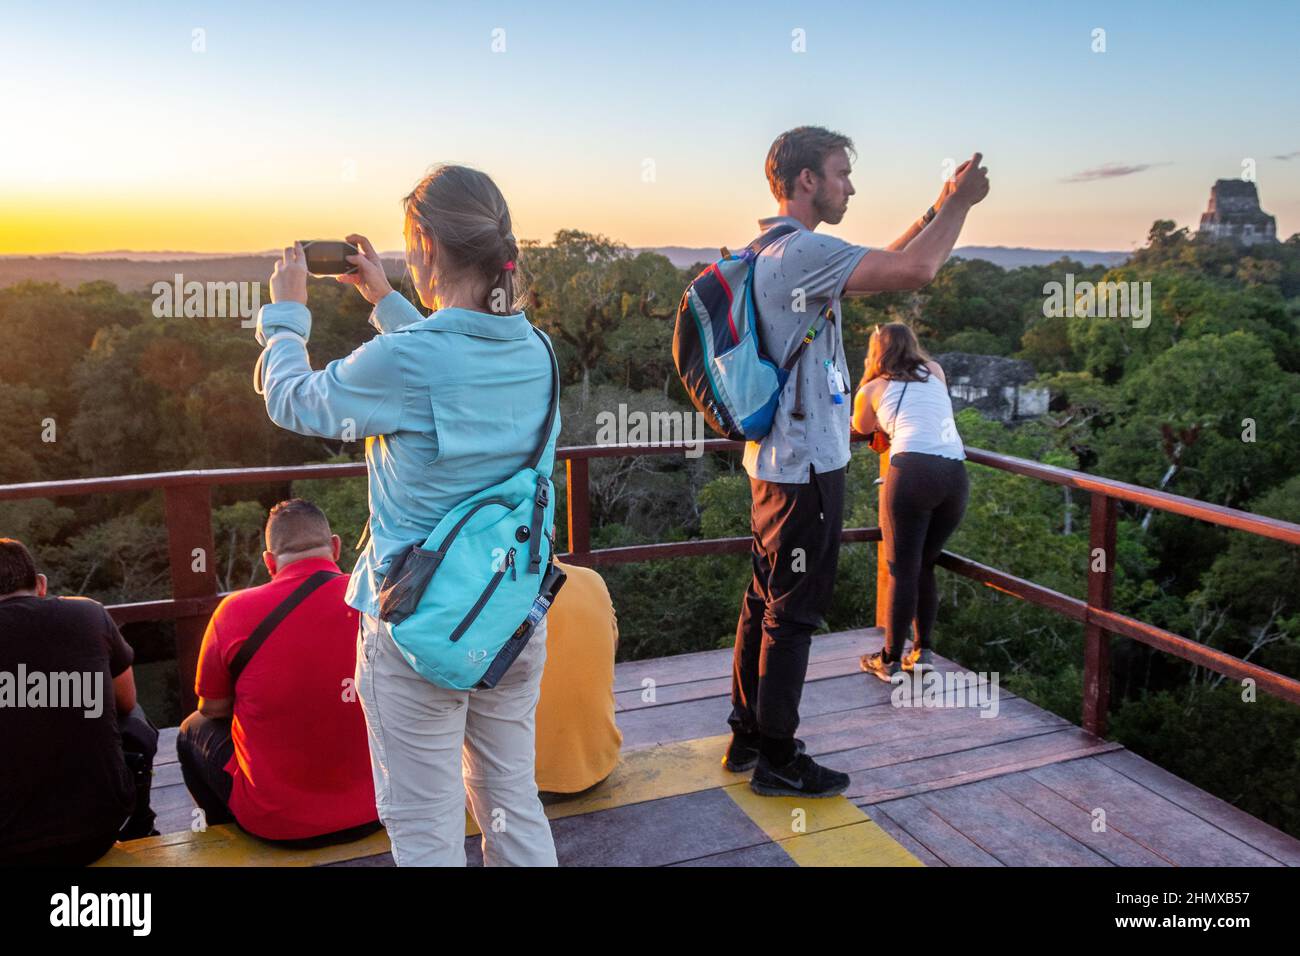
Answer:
[{"left": 535, "top": 561, "right": 622, "bottom": 799}]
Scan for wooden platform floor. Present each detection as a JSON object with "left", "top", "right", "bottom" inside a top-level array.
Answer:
[{"left": 134, "top": 628, "right": 1300, "bottom": 867}]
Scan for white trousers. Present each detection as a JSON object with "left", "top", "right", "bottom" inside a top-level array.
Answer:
[{"left": 355, "top": 613, "right": 558, "bottom": 867}]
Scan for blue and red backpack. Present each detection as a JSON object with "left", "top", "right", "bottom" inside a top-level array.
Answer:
[{"left": 672, "top": 223, "right": 829, "bottom": 441}]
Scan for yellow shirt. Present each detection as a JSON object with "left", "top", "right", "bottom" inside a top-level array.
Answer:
[{"left": 535, "top": 562, "right": 622, "bottom": 794}]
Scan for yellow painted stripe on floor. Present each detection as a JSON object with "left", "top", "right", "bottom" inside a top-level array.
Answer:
[
  {"left": 721, "top": 784, "right": 867, "bottom": 840},
  {"left": 93, "top": 824, "right": 392, "bottom": 868},
  {"left": 781, "top": 820, "right": 923, "bottom": 867},
  {"left": 542, "top": 733, "right": 737, "bottom": 822},
  {"left": 98, "top": 734, "right": 919, "bottom": 867},
  {"left": 722, "top": 785, "right": 923, "bottom": 867},
  {"left": 99, "top": 733, "right": 740, "bottom": 866}
]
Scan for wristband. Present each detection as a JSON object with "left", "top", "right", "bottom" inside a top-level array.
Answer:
[{"left": 922, "top": 205, "right": 937, "bottom": 224}]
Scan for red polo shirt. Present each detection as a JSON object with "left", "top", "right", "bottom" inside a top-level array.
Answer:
[{"left": 195, "top": 557, "right": 376, "bottom": 840}]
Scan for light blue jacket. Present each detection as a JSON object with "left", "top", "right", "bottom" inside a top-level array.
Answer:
[{"left": 254, "top": 291, "right": 560, "bottom": 618}]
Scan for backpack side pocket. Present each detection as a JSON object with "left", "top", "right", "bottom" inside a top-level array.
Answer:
[{"left": 377, "top": 544, "right": 444, "bottom": 625}]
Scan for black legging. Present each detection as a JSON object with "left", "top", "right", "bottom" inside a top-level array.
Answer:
[{"left": 881, "top": 452, "right": 970, "bottom": 661}]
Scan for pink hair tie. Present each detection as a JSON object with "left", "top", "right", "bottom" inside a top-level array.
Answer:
[{"left": 503, "top": 260, "right": 516, "bottom": 271}]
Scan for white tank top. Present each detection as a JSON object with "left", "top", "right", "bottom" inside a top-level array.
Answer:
[{"left": 877, "top": 373, "right": 965, "bottom": 460}]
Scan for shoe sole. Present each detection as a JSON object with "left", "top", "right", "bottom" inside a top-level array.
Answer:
[{"left": 749, "top": 779, "right": 848, "bottom": 798}]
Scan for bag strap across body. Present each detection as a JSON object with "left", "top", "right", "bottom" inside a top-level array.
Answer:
[
  {"left": 885, "top": 379, "right": 910, "bottom": 440},
  {"left": 228, "top": 570, "right": 342, "bottom": 686},
  {"left": 743, "top": 224, "right": 835, "bottom": 420},
  {"left": 525, "top": 326, "right": 561, "bottom": 574}
]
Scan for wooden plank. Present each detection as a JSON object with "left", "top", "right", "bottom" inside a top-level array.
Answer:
[
  {"left": 549, "top": 788, "right": 768, "bottom": 867},
  {"left": 614, "top": 636, "right": 984, "bottom": 713},
  {"left": 1095, "top": 749, "right": 1300, "bottom": 865},
  {"left": 670, "top": 842, "right": 796, "bottom": 867},
  {"left": 149, "top": 783, "right": 198, "bottom": 834},
  {"left": 722, "top": 788, "right": 870, "bottom": 843},
  {"left": 612, "top": 628, "right": 880, "bottom": 693},
  {"left": 721, "top": 786, "right": 923, "bottom": 867},
  {"left": 615, "top": 654, "right": 869, "bottom": 712},
  {"left": 782, "top": 821, "right": 924, "bottom": 867},
  {"left": 990, "top": 771, "right": 1171, "bottom": 867},
  {"left": 865, "top": 807, "right": 948, "bottom": 867},
  {"left": 156, "top": 727, "right": 178, "bottom": 765},
  {"left": 618, "top": 670, "right": 914, "bottom": 751},
  {"left": 1026, "top": 757, "right": 1285, "bottom": 867},
  {"left": 542, "top": 733, "right": 736, "bottom": 821},
  {"left": 153, "top": 760, "right": 184, "bottom": 789},
  {"left": 908, "top": 777, "right": 1113, "bottom": 866},
  {"left": 795, "top": 697, "right": 1056, "bottom": 765},
  {"left": 827, "top": 720, "right": 1081, "bottom": 786},
  {"left": 849, "top": 729, "right": 1123, "bottom": 805},
  {"left": 867, "top": 796, "right": 1002, "bottom": 867},
  {"left": 95, "top": 823, "right": 391, "bottom": 868}
]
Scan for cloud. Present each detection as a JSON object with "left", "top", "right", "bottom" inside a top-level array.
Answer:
[
  {"left": 1273, "top": 150, "right": 1300, "bottom": 161},
  {"left": 1061, "top": 162, "right": 1171, "bottom": 183}
]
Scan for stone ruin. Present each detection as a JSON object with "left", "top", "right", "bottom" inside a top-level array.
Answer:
[
  {"left": 1197, "top": 179, "right": 1278, "bottom": 245},
  {"left": 933, "top": 352, "right": 1049, "bottom": 422}
]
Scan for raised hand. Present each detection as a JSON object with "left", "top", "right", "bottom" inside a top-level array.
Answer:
[
  {"left": 935, "top": 158, "right": 971, "bottom": 212},
  {"left": 336, "top": 233, "right": 396, "bottom": 306},
  {"left": 951, "top": 152, "right": 990, "bottom": 208},
  {"left": 270, "top": 242, "right": 308, "bottom": 305}
]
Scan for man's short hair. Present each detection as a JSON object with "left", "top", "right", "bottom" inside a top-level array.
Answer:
[
  {"left": 765, "top": 126, "right": 856, "bottom": 201},
  {"left": 0, "top": 538, "right": 38, "bottom": 595},
  {"left": 265, "top": 499, "right": 333, "bottom": 556}
]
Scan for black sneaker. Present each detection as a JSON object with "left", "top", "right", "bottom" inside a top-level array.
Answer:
[
  {"left": 723, "top": 735, "right": 806, "bottom": 773},
  {"left": 750, "top": 751, "right": 849, "bottom": 798}
]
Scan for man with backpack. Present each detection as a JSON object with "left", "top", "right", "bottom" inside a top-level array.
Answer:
[{"left": 718, "top": 126, "right": 990, "bottom": 796}]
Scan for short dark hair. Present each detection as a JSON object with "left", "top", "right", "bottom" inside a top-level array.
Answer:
[
  {"left": 0, "top": 538, "right": 38, "bottom": 595},
  {"left": 265, "top": 499, "right": 332, "bottom": 556},
  {"left": 765, "top": 126, "right": 856, "bottom": 201}
]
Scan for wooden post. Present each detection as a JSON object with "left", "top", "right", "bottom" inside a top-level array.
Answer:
[
  {"left": 875, "top": 449, "right": 890, "bottom": 630},
  {"left": 163, "top": 484, "right": 218, "bottom": 715},
  {"left": 1083, "top": 493, "right": 1117, "bottom": 737},
  {"left": 566, "top": 457, "right": 591, "bottom": 555}
]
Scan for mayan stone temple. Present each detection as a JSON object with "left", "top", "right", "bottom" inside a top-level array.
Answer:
[{"left": 1197, "top": 179, "right": 1279, "bottom": 245}]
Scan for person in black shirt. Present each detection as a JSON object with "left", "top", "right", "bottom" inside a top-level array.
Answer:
[{"left": 0, "top": 538, "right": 159, "bottom": 866}]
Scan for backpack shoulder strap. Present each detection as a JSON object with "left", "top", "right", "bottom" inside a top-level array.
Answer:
[
  {"left": 741, "top": 222, "right": 832, "bottom": 372},
  {"left": 228, "top": 570, "right": 341, "bottom": 687},
  {"left": 525, "top": 327, "right": 561, "bottom": 574},
  {"left": 526, "top": 326, "right": 561, "bottom": 471},
  {"left": 779, "top": 301, "right": 835, "bottom": 373},
  {"left": 745, "top": 222, "right": 798, "bottom": 257}
]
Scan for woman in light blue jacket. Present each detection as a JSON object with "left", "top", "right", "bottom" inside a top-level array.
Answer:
[{"left": 254, "top": 165, "right": 559, "bottom": 866}]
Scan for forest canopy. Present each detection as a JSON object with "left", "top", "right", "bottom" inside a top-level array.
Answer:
[{"left": 2, "top": 223, "right": 1299, "bottom": 836}]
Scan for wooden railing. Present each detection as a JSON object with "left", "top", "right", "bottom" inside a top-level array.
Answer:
[{"left": 3, "top": 439, "right": 1298, "bottom": 732}]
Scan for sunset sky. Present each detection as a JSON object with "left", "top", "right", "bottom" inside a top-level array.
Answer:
[{"left": 2, "top": 0, "right": 1298, "bottom": 255}]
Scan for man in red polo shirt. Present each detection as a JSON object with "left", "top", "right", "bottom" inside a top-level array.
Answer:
[{"left": 178, "top": 498, "right": 378, "bottom": 844}]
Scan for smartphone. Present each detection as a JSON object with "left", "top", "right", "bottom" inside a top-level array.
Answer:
[{"left": 298, "top": 240, "right": 359, "bottom": 276}]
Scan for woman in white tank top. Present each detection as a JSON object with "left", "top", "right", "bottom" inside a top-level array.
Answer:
[{"left": 851, "top": 323, "right": 970, "bottom": 681}]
